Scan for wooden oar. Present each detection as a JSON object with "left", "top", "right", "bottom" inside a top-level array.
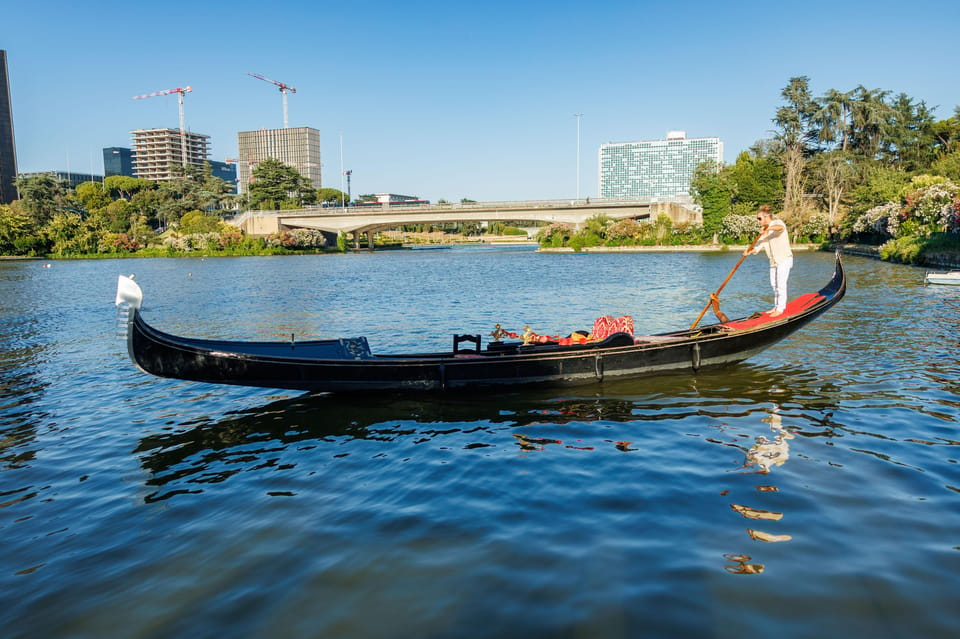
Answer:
[{"left": 690, "top": 232, "right": 764, "bottom": 330}]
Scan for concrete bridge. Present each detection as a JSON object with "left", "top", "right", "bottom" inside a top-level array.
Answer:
[{"left": 231, "top": 198, "right": 701, "bottom": 249}]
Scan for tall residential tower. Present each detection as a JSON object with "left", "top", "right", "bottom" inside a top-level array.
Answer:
[
  {"left": 599, "top": 131, "right": 723, "bottom": 201},
  {"left": 0, "top": 50, "right": 17, "bottom": 205},
  {"left": 236, "top": 127, "right": 321, "bottom": 194},
  {"left": 131, "top": 128, "right": 210, "bottom": 182}
]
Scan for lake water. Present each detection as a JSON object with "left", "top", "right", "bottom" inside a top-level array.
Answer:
[{"left": 2, "top": 248, "right": 959, "bottom": 638}]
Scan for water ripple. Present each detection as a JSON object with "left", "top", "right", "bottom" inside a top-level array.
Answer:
[{"left": 3, "top": 253, "right": 960, "bottom": 638}]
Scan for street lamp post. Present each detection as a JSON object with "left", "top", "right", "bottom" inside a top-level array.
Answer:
[{"left": 574, "top": 113, "right": 583, "bottom": 200}]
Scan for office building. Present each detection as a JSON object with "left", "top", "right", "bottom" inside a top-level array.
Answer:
[
  {"left": 0, "top": 50, "right": 17, "bottom": 205},
  {"left": 19, "top": 171, "right": 103, "bottom": 189},
  {"left": 236, "top": 127, "right": 321, "bottom": 194},
  {"left": 598, "top": 131, "right": 723, "bottom": 200},
  {"left": 131, "top": 128, "right": 210, "bottom": 182},
  {"left": 208, "top": 159, "right": 237, "bottom": 193},
  {"left": 103, "top": 147, "right": 135, "bottom": 177}
]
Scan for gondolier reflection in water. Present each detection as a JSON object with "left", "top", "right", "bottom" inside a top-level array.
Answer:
[{"left": 745, "top": 205, "right": 793, "bottom": 317}]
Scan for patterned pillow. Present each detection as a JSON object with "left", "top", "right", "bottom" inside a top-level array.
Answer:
[{"left": 590, "top": 315, "right": 634, "bottom": 341}]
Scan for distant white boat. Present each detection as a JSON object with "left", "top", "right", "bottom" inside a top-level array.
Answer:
[{"left": 924, "top": 270, "right": 960, "bottom": 285}]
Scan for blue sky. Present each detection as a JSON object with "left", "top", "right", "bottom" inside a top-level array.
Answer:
[{"left": 4, "top": 0, "right": 958, "bottom": 201}]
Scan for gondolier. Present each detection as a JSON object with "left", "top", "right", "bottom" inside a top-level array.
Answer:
[{"left": 746, "top": 205, "right": 793, "bottom": 317}]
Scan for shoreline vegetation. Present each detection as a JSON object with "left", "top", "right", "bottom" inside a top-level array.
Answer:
[
  {"left": 2, "top": 76, "right": 958, "bottom": 269},
  {"left": 8, "top": 240, "right": 957, "bottom": 270}
]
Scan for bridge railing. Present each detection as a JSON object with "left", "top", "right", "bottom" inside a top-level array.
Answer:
[{"left": 243, "top": 197, "right": 661, "bottom": 218}]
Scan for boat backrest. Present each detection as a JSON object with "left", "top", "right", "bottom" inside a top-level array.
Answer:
[
  {"left": 453, "top": 334, "right": 482, "bottom": 354},
  {"left": 340, "top": 337, "right": 373, "bottom": 360}
]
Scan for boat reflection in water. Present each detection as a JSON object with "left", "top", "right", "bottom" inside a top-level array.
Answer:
[
  {"left": 724, "top": 410, "right": 795, "bottom": 575},
  {"left": 135, "top": 366, "right": 830, "bottom": 488}
]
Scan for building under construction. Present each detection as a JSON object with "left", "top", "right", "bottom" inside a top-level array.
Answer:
[
  {"left": 236, "top": 127, "right": 321, "bottom": 195},
  {"left": 131, "top": 128, "right": 210, "bottom": 182}
]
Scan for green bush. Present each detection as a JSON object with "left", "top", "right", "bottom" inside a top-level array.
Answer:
[{"left": 880, "top": 236, "right": 924, "bottom": 263}]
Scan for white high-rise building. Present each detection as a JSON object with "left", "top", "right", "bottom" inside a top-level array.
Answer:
[
  {"left": 131, "top": 128, "right": 210, "bottom": 182},
  {"left": 236, "top": 127, "right": 321, "bottom": 194},
  {"left": 599, "top": 131, "right": 723, "bottom": 200}
]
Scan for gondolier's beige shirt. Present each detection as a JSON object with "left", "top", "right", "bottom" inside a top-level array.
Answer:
[{"left": 753, "top": 219, "right": 793, "bottom": 266}]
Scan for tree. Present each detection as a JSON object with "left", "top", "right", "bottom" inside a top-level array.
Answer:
[
  {"left": 14, "top": 173, "right": 71, "bottom": 225},
  {"left": 932, "top": 106, "right": 960, "bottom": 155},
  {"left": 248, "top": 158, "right": 316, "bottom": 210},
  {"left": 728, "top": 150, "right": 784, "bottom": 208},
  {"left": 846, "top": 164, "right": 910, "bottom": 216},
  {"left": 848, "top": 85, "right": 894, "bottom": 159},
  {"left": 44, "top": 212, "right": 86, "bottom": 256},
  {"left": 75, "top": 181, "right": 112, "bottom": 212},
  {"left": 690, "top": 160, "right": 735, "bottom": 235},
  {"left": 884, "top": 94, "right": 937, "bottom": 170},
  {"left": 931, "top": 150, "right": 960, "bottom": 181},
  {"left": 810, "top": 151, "right": 855, "bottom": 234},
  {"left": 94, "top": 199, "right": 136, "bottom": 234},
  {"left": 179, "top": 210, "right": 224, "bottom": 234},
  {"left": 772, "top": 76, "right": 818, "bottom": 218},
  {"left": 104, "top": 175, "right": 154, "bottom": 200},
  {"left": 0, "top": 204, "right": 35, "bottom": 254},
  {"left": 316, "top": 187, "right": 348, "bottom": 204},
  {"left": 813, "top": 88, "right": 854, "bottom": 151},
  {"left": 152, "top": 164, "right": 236, "bottom": 228}
]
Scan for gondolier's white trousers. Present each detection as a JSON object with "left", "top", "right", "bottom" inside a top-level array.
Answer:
[{"left": 769, "top": 256, "right": 793, "bottom": 312}]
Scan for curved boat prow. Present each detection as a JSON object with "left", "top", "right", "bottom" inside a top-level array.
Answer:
[{"left": 115, "top": 275, "right": 143, "bottom": 310}]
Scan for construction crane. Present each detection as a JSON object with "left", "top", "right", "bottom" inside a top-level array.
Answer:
[
  {"left": 132, "top": 86, "right": 192, "bottom": 167},
  {"left": 247, "top": 73, "right": 296, "bottom": 129}
]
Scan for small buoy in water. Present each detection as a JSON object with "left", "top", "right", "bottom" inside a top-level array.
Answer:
[{"left": 42, "top": 263, "right": 51, "bottom": 268}]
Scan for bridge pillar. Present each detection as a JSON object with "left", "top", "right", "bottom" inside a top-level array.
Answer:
[
  {"left": 353, "top": 231, "right": 360, "bottom": 251},
  {"left": 367, "top": 231, "right": 374, "bottom": 251}
]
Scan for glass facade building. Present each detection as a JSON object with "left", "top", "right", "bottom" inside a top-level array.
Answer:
[
  {"left": 0, "top": 50, "right": 17, "bottom": 205},
  {"left": 103, "top": 147, "right": 135, "bottom": 177},
  {"left": 236, "top": 127, "right": 321, "bottom": 195},
  {"left": 598, "top": 132, "right": 723, "bottom": 200},
  {"left": 208, "top": 160, "right": 237, "bottom": 193}
]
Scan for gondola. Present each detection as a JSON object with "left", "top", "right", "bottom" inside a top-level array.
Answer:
[{"left": 115, "top": 254, "right": 846, "bottom": 393}]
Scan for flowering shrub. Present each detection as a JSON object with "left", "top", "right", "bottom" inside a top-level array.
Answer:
[
  {"left": 536, "top": 223, "right": 574, "bottom": 248},
  {"left": 217, "top": 227, "right": 244, "bottom": 248},
  {"left": 797, "top": 213, "right": 830, "bottom": 240},
  {"left": 606, "top": 219, "right": 642, "bottom": 243},
  {"left": 165, "top": 233, "right": 221, "bottom": 251},
  {"left": 266, "top": 228, "right": 327, "bottom": 249},
  {"left": 720, "top": 214, "right": 756, "bottom": 242},
  {"left": 853, "top": 180, "right": 960, "bottom": 240},
  {"left": 853, "top": 202, "right": 900, "bottom": 237},
  {"left": 900, "top": 181, "right": 960, "bottom": 235},
  {"left": 102, "top": 232, "right": 141, "bottom": 253}
]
